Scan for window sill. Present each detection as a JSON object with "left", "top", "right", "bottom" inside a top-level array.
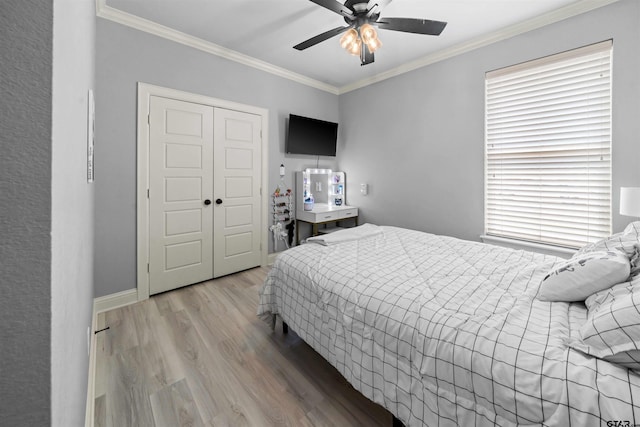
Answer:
[{"left": 480, "top": 235, "right": 576, "bottom": 259}]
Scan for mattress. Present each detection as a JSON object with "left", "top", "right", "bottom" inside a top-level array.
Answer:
[{"left": 257, "top": 225, "right": 640, "bottom": 426}]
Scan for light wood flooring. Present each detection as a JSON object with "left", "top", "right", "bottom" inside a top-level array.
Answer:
[{"left": 94, "top": 267, "right": 392, "bottom": 427}]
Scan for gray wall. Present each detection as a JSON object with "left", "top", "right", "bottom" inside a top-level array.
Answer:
[
  {"left": 339, "top": 0, "right": 640, "bottom": 242},
  {"left": 0, "top": 1, "right": 53, "bottom": 425},
  {"left": 51, "top": 0, "right": 96, "bottom": 426},
  {"left": 95, "top": 19, "right": 339, "bottom": 297}
]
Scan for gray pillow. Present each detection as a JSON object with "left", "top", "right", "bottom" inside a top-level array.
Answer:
[{"left": 538, "top": 250, "right": 630, "bottom": 302}]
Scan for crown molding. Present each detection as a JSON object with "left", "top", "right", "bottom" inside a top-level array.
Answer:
[
  {"left": 337, "top": 0, "right": 620, "bottom": 94},
  {"left": 95, "top": 0, "right": 340, "bottom": 95},
  {"left": 96, "top": 0, "right": 619, "bottom": 96}
]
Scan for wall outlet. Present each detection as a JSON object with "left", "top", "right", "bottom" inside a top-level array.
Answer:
[{"left": 360, "top": 183, "right": 368, "bottom": 196}]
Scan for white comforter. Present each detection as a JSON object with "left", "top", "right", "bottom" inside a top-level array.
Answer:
[{"left": 257, "top": 226, "right": 640, "bottom": 426}]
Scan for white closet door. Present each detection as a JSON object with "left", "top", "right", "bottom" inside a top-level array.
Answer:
[
  {"left": 148, "top": 96, "right": 214, "bottom": 294},
  {"left": 213, "top": 108, "right": 262, "bottom": 277}
]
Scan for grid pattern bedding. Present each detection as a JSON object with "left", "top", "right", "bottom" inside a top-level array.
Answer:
[{"left": 257, "top": 226, "right": 640, "bottom": 426}]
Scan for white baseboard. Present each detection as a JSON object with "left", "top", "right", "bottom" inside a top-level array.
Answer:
[
  {"left": 93, "top": 288, "right": 139, "bottom": 314},
  {"left": 84, "top": 305, "right": 98, "bottom": 427}
]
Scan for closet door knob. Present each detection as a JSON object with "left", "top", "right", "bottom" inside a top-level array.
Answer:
[
  {"left": 215, "top": 199, "right": 223, "bottom": 205},
  {"left": 204, "top": 199, "right": 212, "bottom": 205}
]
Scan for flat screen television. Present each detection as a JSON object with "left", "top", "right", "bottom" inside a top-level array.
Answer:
[{"left": 286, "top": 114, "right": 338, "bottom": 156}]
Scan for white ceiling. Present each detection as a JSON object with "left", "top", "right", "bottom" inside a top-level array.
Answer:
[{"left": 101, "top": 0, "right": 616, "bottom": 93}]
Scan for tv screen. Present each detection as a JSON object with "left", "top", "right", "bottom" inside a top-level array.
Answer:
[{"left": 286, "top": 114, "right": 338, "bottom": 156}]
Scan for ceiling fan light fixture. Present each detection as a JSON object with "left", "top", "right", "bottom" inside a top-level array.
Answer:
[
  {"left": 358, "top": 23, "right": 381, "bottom": 54},
  {"left": 359, "top": 23, "right": 376, "bottom": 44},
  {"left": 346, "top": 38, "right": 362, "bottom": 56},
  {"left": 339, "top": 28, "right": 358, "bottom": 49},
  {"left": 365, "top": 36, "right": 381, "bottom": 53},
  {"left": 339, "top": 23, "right": 381, "bottom": 59}
]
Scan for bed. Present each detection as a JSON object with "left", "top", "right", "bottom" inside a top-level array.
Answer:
[{"left": 257, "top": 223, "right": 640, "bottom": 426}]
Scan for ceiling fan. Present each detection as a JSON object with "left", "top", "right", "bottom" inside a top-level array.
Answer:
[{"left": 294, "top": 0, "right": 447, "bottom": 66}]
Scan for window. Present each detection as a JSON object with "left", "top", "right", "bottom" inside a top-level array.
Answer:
[{"left": 485, "top": 40, "right": 612, "bottom": 249}]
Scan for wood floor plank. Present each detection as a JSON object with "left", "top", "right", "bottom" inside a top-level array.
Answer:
[
  {"left": 180, "top": 285, "right": 242, "bottom": 348},
  {"left": 134, "top": 301, "right": 186, "bottom": 394},
  {"left": 106, "top": 346, "right": 156, "bottom": 427},
  {"left": 305, "top": 398, "right": 358, "bottom": 427},
  {"left": 208, "top": 406, "right": 252, "bottom": 427},
  {"left": 149, "top": 378, "right": 205, "bottom": 427},
  {"left": 289, "top": 342, "right": 391, "bottom": 426},
  {"left": 130, "top": 299, "right": 156, "bottom": 347},
  {"left": 154, "top": 289, "right": 188, "bottom": 316},
  {"left": 94, "top": 393, "right": 106, "bottom": 427},
  {"left": 94, "top": 266, "right": 393, "bottom": 427},
  {"left": 104, "top": 304, "right": 140, "bottom": 356},
  {"left": 162, "top": 309, "right": 272, "bottom": 425},
  {"left": 216, "top": 338, "right": 310, "bottom": 426},
  {"left": 159, "top": 309, "right": 227, "bottom": 423}
]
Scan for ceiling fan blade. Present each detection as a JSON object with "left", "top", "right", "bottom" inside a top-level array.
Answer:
[
  {"left": 293, "top": 26, "right": 351, "bottom": 50},
  {"left": 309, "top": 0, "right": 354, "bottom": 19},
  {"left": 365, "top": 0, "right": 392, "bottom": 17},
  {"left": 376, "top": 17, "right": 447, "bottom": 35}
]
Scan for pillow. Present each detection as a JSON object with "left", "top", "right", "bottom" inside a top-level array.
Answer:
[
  {"left": 570, "top": 278, "right": 640, "bottom": 370},
  {"left": 574, "top": 222, "right": 640, "bottom": 277},
  {"left": 537, "top": 250, "right": 630, "bottom": 302},
  {"left": 584, "top": 274, "right": 634, "bottom": 312},
  {"left": 624, "top": 221, "right": 640, "bottom": 235},
  {"left": 576, "top": 221, "right": 640, "bottom": 254}
]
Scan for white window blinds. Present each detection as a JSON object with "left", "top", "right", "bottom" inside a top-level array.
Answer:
[{"left": 485, "top": 40, "right": 612, "bottom": 249}]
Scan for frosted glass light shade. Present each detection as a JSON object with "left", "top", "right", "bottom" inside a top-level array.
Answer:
[
  {"left": 359, "top": 23, "right": 376, "bottom": 43},
  {"left": 620, "top": 187, "right": 640, "bottom": 216},
  {"left": 340, "top": 28, "right": 358, "bottom": 49},
  {"left": 359, "top": 23, "right": 381, "bottom": 53},
  {"left": 346, "top": 39, "right": 361, "bottom": 56},
  {"left": 366, "top": 37, "right": 381, "bottom": 53}
]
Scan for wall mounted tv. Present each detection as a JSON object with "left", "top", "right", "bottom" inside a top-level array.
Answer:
[{"left": 286, "top": 114, "right": 338, "bottom": 157}]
